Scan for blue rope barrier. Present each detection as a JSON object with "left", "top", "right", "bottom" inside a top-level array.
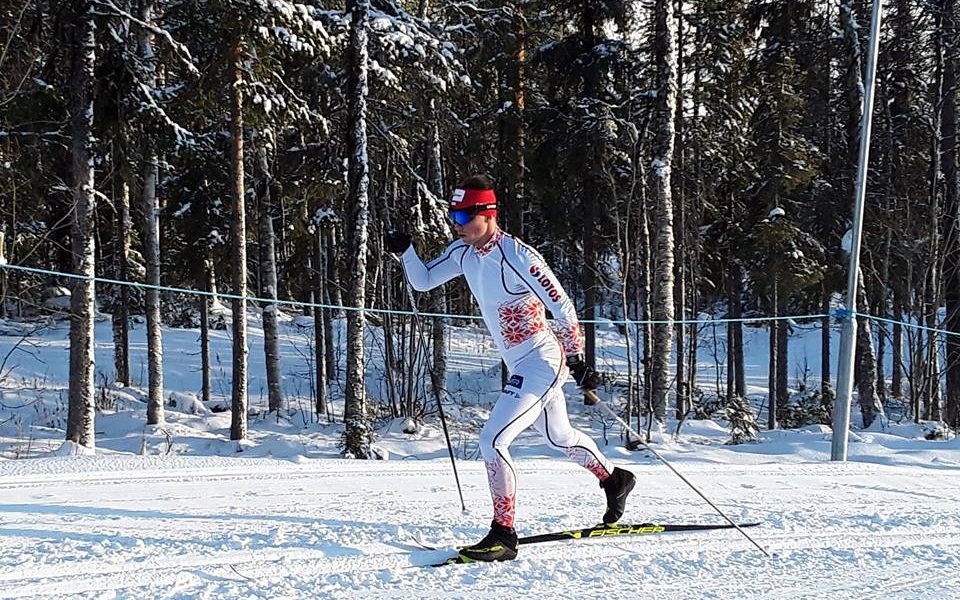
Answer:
[{"left": 1, "top": 261, "right": 946, "bottom": 331}]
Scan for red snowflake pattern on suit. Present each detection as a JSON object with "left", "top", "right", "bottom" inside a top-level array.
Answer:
[
  {"left": 493, "top": 495, "right": 516, "bottom": 528},
  {"left": 553, "top": 322, "right": 585, "bottom": 356},
  {"left": 498, "top": 296, "right": 548, "bottom": 349},
  {"left": 476, "top": 229, "right": 503, "bottom": 258}
]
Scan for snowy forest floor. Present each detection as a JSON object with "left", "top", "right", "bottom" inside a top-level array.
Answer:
[{"left": 0, "top": 312, "right": 958, "bottom": 597}]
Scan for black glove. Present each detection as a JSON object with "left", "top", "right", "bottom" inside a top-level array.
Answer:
[
  {"left": 385, "top": 229, "right": 411, "bottom": 254},
  {"left": 567, "top": 354, "right": 601, "bottom": 391}
]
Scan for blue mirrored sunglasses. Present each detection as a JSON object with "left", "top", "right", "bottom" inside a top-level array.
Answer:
[
  {"left": 448, "top": 204, "right": 495, "bottom": 227},
  {"left": 448, "top": 209, "right": 476, "bottom": 226}
]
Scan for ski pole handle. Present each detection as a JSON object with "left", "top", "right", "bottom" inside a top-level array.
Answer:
[{"left": 584, "top": 389, "right": 600, "bottom": 406}]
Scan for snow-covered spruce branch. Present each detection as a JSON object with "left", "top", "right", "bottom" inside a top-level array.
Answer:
[
  {"left": 91, "top": 0, "right": 200, "bottom": 77},
  {"left": 265, "top": 70, "right": 316, "bottom": 121},
  {"left": 136, "top": 81, "right": 196, "bottom": 146}
]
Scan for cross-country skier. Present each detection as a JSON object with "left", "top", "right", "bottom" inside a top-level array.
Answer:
[{"left": 385, "top": 174, "right": 636, "bottom": 563}]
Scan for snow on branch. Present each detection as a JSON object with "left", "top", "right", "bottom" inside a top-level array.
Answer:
[
  {"left": 136, "top": 82, "right": 196, "bottom": 147},
  {"left": 363, "top": 3, "right": 467, "bottom": 91},
  {"left": 92, "top": 0, "right": 200, "bottom": 77}
]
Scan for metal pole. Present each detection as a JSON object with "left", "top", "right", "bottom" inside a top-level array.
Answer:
[{"left": 832, "top": 0, "right": 884, "bottom": 461}]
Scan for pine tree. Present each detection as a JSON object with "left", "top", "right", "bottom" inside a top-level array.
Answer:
[{"left": 725, "top": 394, "right": 759, "bottom": 444}]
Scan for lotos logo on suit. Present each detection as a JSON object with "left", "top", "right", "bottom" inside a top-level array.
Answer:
[
  {"left": 507, "top": 374, "right": 524, "bottom": 389},
  {"left": 528, "top": 265, "right": 562, "bottom": 302}
]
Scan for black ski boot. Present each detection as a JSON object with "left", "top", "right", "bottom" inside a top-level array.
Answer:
[
  {"left": 600, "top": 467, "right": 636, "bottom": 525},
  {"left": 459, "top": 521, "right": 519, "bottom": 563}
]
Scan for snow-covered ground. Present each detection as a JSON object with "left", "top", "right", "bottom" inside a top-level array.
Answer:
[
  {"left": 2, "top": 447, "right": 959, "bottom": 599},
  {"left": 0, "top": 312, "right": 958, "bottom": 598}
]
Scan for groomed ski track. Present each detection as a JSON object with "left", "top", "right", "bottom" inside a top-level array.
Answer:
[{"left": 0, "top": 457, "right": 957, "bottom": 599}]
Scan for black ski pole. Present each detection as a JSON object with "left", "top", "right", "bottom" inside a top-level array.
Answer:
[
  {"left": 391, "top": 255, "right": 467, "bottom": 513},
  {"left": 585, "top": 389, "right": 771, "bottom": 558}
]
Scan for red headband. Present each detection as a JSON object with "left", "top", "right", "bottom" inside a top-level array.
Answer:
[{"left": 450, "top": 188, "right": 497, "bottom": 211}]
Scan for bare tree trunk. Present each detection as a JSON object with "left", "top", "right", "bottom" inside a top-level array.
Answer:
[
  {"left": 843, "top": 1, "right": 884, "bottom": 428},
  {"left": 112, "top": 172, "right": 130, "bottom": 386},
  {"left": 200, "top": 263, "right": 212, "bottom": 404},
  {"left": 229, "top": 39, "right": 248, "bottom": 441},
  {"left": 648, "top": 0, "right": 677, "bottom": 427},
  {"left": 777, "top": 298, "right": 789, "bottom": 410},
  {"left": 343, "top": 0, "right": 372, "bottom": 457},
  {"left": 768, "top": 279, "right": 778, "bottom": 430},
  {"left": 855, "top": 270, "right": 883, "bottom": 426},
  {"left": 821, "top": 285, "right": 832, "bottom": 396},
  {"left": 891, "top": 298, "right": 903, "bottom": 399},
  {"left": 728, "top": 210, "right": 745, "bottom": 400},
  {"left": 323, "top": 226, "right": 336, "bottom": 382},
  {"left": 726, "top": 266, "right": 737, "bottom": 401},
  {"left": 141, "top": 153, "right": 164, "bottom": 424},
  {"left": 66, "top": 0, "right": 97, "bottom": 449},
  {"left": 258, "top": 151, "right": 284, "bottom": 414},
  {"left": 926, "top": 308, "right": 942, "bottom": 420},
  {"left": 639, "top": 169, "right": 653, "bottom": 434},
  {"left": 427, "top": 100, "right": 449, "bottom": 393},
  {"left": 581, "top": 4, "right": 599, "bottom": 370},
  {"left": 941, "top": 0, "right": 960, "bottom": 431},
  {"left": 673, "top": 0, "right": 687, "bottom": 420},
  {"left": 326, "top": 224, "right": 343, "bottom": 311},
  {"left": 313, "top": 225, "right": 327, "bottom": 419},
  {"left": 139, "top": 0, "right": 163, "bottom": 425}
]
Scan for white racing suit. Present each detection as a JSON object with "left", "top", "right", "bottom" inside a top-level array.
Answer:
[{"left": 401, "top": 228, "right": 614, "bottom": 528}]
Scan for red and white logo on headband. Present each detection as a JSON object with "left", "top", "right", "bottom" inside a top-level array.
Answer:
[{"left": 449, "top": 188, "right": 497, "bottom": 212}]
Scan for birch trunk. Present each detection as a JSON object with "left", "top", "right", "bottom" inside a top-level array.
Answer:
[
  {"left": 66, "top": 0, "right": 97, "bottom": 448},
  {"left": 138, "top": 0, "right": 163, "bottom": 425},
  {"left": 343, "top": 0, "right": 372, "bottom": 457},
  {"left": 649, "top": 0, "right": 678, "bottom": 425},
  {"left": 855, "top": 271, "right": 883, "bottom": 426},
  {"left": 229, "top": 39, "right": 248, "bottom": 441}
]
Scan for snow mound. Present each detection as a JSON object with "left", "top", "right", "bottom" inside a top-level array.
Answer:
[
  {"left": 167, "top": 392, "right": 210, "bottom": 415},
  {"left": 47, "top": 440, "right": 96, "bottom": 457}
]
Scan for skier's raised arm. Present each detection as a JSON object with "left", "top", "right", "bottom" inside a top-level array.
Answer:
[{"left": 385, "top": 230, "right": 467, "bottom": 291}]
